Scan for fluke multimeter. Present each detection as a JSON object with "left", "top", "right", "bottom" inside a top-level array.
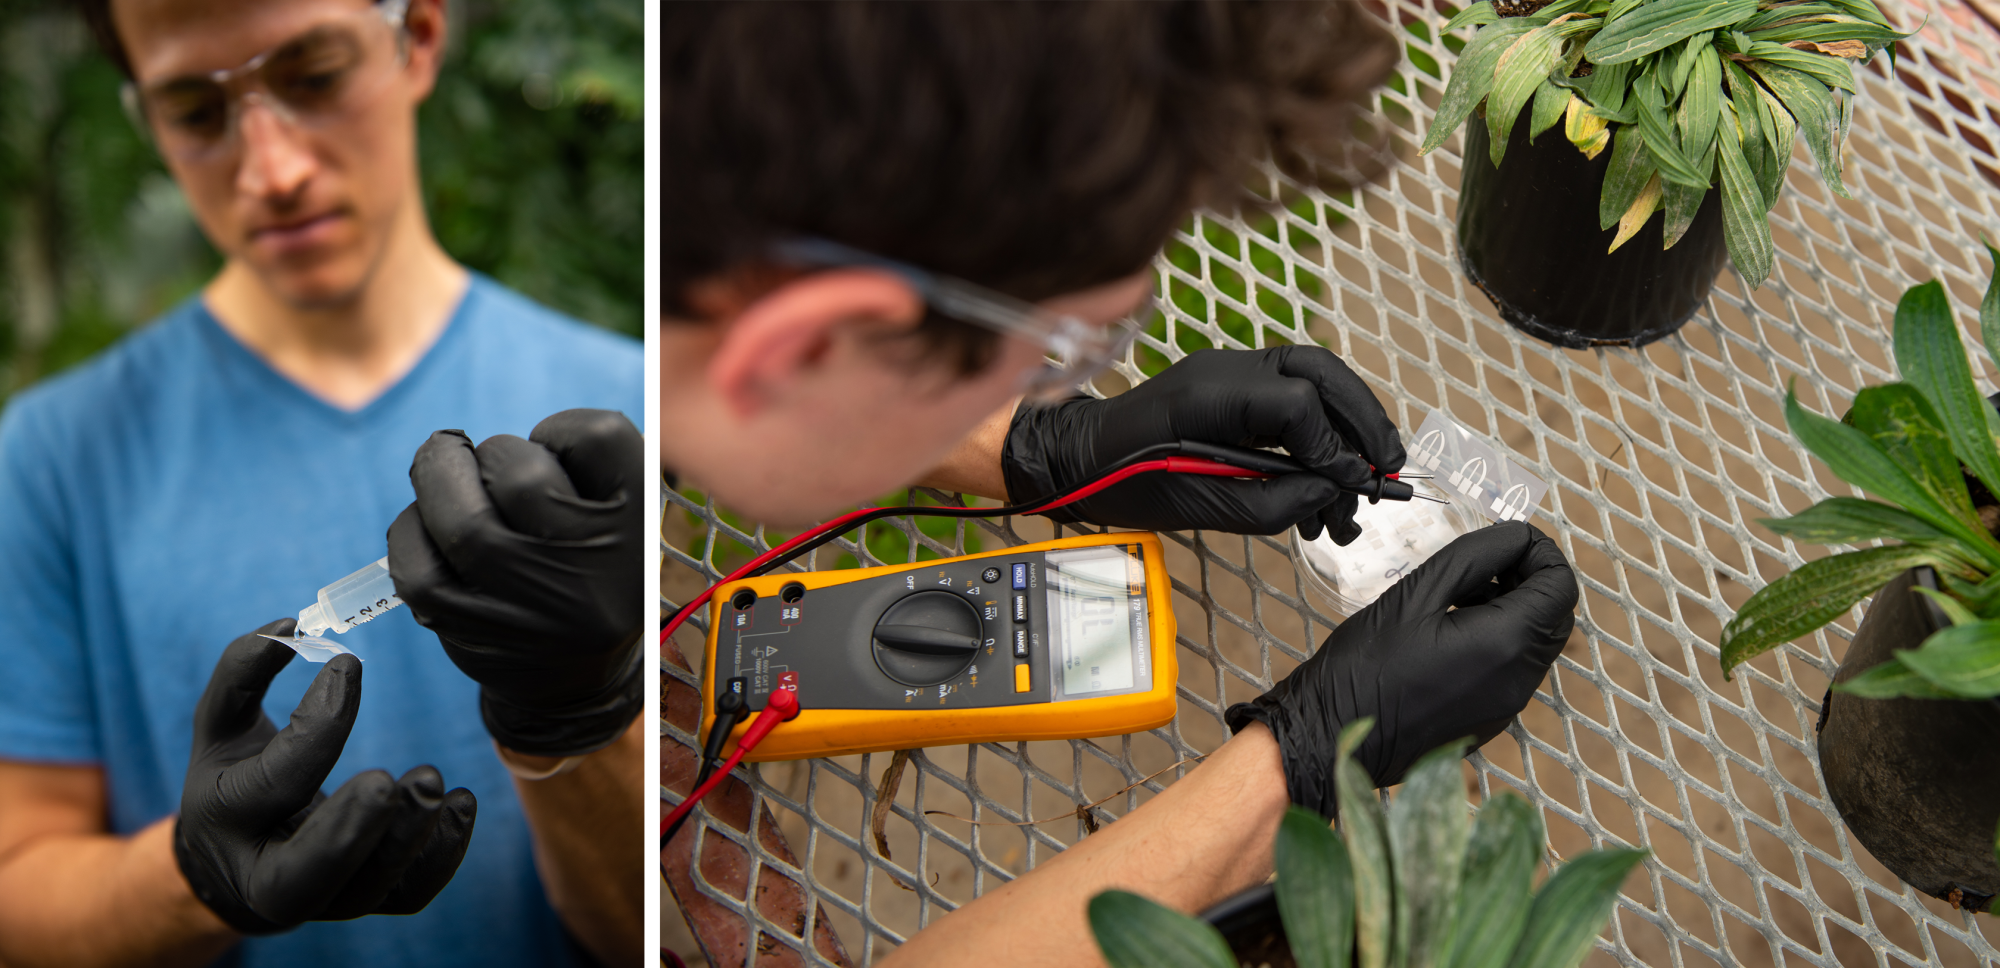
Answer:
[{"left": 699, "top": 532, "right": 1178, "bottom": 761}]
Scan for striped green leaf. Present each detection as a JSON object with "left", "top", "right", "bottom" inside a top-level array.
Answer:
[
  {"left": 1439, "top": 794, "right": 1541, "bottom": 968},
  {"left": 1750, "top": 18, "right": 1910, "bottom": 47},
  {"left": 1421, "top": 19, "right": 1543, "bottom": 155},
  {"left": 1749, "top": 61, "right": 1846, "bottom": 197},
  {"left": 1759, "top": 497, "right": 1955, "bottom": 546},
  {"left": 1720, "top": 544, "right": 1947, "bottom": 678},
  {"left": 1942, "top": 569, "right": 2000, "bottom": 619},
  {"left": 1390, "top": 739, "right": 1474, "bottom": 968},
  {"left": 1335, "top": 719, "right": 1393, "bottom": 968},
  {"left": 1585, "top": 0, "right": 1756, "bottom": 64},
  {"left": 1574, "top": 58, "right": 1632, "bottom": 114},
  {"left": 1897, "top": 620, "right": 2000, "bottom": 698},
  {"left": 1740, "top": 2, "right": 1847, "bottom": 30},
  {"left": 1680, "top": 45, "right": 1724, "bottom": 174},
  {"left": 1667, "top": 31, "right": 1714, "bottom": 100},
  {"left": 1276, "top": 807, "right": 1356, "bottom": 968},
  {"left": 1783, "top": 384, "right": 1979, "bottom": 544},
  {"left": 1442, "top": 1, "right": 1499, "bottom": 33},
  {"left": 1829, "top": 0, "right": 1895, "bottom": 28},
  {"left": 1487, "top": 20, "right": 1588, "bottom": 166},
  {"left": 1754, "top": 79, "right": 1797, "bottom": 210},
  {"left": 1748, "top": 40, "right": 1859, "bottom": 91},
  {"left": 1598, "top": 125, "right": 1658, "bottom": 230},
  {"left": 1088, "top": 891, "right": 1236, "bottom": 968},
  {"left": 1715, "top": 103, "right": 1773, "bottom": 285},
  {"left": 1635, "top": 83, "right": 1710, "bottom": 187},
  {"left": 1892, "top": 279, "right": 2000, "bottom": 508},
  {"left": 1914, "top": 586, "right": 1979, "bottom": 626}
]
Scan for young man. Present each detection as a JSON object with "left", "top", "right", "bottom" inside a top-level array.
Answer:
[
  {"left": 660, "top": 3, "right": 1581, "bottom": 964},
  {"left": 0, "top": 1, "right": 642, "bottom": 966}
]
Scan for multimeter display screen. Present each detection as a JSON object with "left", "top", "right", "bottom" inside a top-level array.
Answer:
[{"left": 1045, "top": 545, "right": 1148, "bottom": 701}]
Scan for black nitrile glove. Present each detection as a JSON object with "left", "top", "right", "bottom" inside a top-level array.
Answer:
[
  {"left": 175, "top": 620, "right": 477, "bottom": 935},
  {"left": 1001, "top": 347, "right": 1405, "bottom": 543},
  {"left": 387, "top": 409, "right": 644, "bottom": 757},
  {"left": 1225, "top": 521, "right": 1578, "bottom": 817}
]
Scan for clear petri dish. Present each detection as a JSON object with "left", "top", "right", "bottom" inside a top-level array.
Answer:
[{"left": 1291, "top": 478, "right": 1475, "bottom": 615}]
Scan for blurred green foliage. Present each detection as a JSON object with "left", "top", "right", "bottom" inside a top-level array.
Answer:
[
  {"left": 678, "top": 489, "right": 987, "bottom": 585},
  {"left": 0, "top": 0, "right": 640, "bottom": 407}
]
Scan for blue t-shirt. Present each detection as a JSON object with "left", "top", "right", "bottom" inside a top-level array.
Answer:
[{"left": 0, "top": 275, "right": 642, "bottom": 967}]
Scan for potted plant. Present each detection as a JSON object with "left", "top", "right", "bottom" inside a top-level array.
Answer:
[
  {"left": 1421, "top": 0, "right": 1906, "bottom": 347},
  {"left": 1087, "top": 720, "right": 1647, "bottom": 967},
  {"left": 1718, "top": 251, "right": 2000, "bottom": 911}
]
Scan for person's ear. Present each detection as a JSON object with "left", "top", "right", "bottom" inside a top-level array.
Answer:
[
  {"left": 401, "top": 0, "right": 448, "bottom": 102},
  {"left": 707, "top": 269, "right": 924, "bottom": 419}
]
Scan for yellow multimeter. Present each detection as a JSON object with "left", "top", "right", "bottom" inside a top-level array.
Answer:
[{"left": 699, "top": 532, "right": 1178, "bottom": 762}]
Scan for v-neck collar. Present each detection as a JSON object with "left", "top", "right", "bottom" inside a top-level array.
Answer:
[{"left": 190, "top": 275, "right": 482, "bottom": 426}]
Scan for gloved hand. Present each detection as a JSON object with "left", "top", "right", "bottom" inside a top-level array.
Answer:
[
  {"left": 1225, "top": 521, "right": 1578, "bottom": 817},
  {"left": 1001, "top": 347, "right": 1405, "bottom": 543},
  {"left": 387, "top": 409, "right": 644, "bottom": 757},
  {"left": 175, "top": 619, "right": 477, "bottom": 935}
]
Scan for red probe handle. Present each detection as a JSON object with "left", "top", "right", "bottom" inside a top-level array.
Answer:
[{"left": 662, "top": 689, "right": 802, "bottom": 839}]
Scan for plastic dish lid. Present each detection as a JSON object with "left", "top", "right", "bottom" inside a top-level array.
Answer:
[{"left": 1291, "top": 478, "right": 1474, "bottom": 615}]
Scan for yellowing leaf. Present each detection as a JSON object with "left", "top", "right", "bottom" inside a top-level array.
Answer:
[
  {"left": 1787, "top": 38, "right": 1869, "bottom": 57},
  {"left": 1609, "top": 172, "right": 1662, "bottom": 253},
  {"left": 1565, "top": 96, "right": 1612, "bottom": 159}
]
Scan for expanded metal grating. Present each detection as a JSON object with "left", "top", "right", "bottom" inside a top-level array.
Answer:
[{"left": 661, "top": 1, "right": 2000, "bottom": 964}]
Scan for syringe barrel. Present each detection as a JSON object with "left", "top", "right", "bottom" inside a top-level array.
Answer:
[{"left": 307, "top": 557, "right": 404, "bottom": 635}]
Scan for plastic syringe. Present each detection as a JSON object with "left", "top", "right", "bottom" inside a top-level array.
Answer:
[{"left": 262, "top": 557, "right": 406, "bottom": 663}]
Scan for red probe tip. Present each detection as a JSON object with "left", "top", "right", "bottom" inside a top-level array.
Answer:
[{"left": 765, "top": 688, "right": 801, "bottom": 719}]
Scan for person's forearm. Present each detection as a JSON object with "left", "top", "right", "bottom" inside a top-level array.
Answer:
[
  {"left": 506, "top": 715, "right": 644, "bottom": 966},
  {"left": 879, "top": 722, "right": 1291, "bottom": 967},
  {"left": 915, "top": 398, "right": 1018, "bottom": 501},
  {"left": 0, "top": 817, "right": 235, "bottom": 968}
]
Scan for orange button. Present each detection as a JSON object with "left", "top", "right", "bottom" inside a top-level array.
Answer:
[{"left": 1014, "top": 664, "right": 1031, "bottom": 693}]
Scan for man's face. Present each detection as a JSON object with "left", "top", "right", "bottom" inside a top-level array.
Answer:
[
  {"left": 661, "top": 271, "right": 1154, "bottom": 526},
  {"left": 116, "top": 0, "right": 442, "bottom": 308}
]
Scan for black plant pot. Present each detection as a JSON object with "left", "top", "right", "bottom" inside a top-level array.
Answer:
[
  {"left": 1200, "top": 883, "right": 1294, "bottom": 967},
  {"left": 1457, "top": 112, "right": 1731, "bottom": 348},
  {"left": 1816, "top": 566, "right": 2000, "bottom": 911}
]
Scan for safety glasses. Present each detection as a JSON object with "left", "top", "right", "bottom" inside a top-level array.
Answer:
[
  {"left": 121, "top": 0, "right": 411, "bottom": 164},
  {"left": 771, "top": 238, "right": 1147, "bottom": 400}
]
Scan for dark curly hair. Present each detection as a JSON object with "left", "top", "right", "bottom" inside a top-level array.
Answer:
[{"left": 660, "top": 0, "right": 1401, "bottom": 372}]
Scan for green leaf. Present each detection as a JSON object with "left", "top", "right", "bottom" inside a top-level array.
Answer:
[
  {"left": 1598, "top": 125, "right": 1658, "bottom": 230},
  {"left": 1913, "top": 586, "right": 1979, "bottom": 626},
  {"left": 1502, "top": 849, "right": 1648, "bottom": 968},
  {"left": 1679, "top": 46, "right": 1724, "bottom": 173},
  {"left": 1336, "top": 719, "right": 1393, "bottom": 968},
  {"left": 1443, "top": 1, "right": 1500, "bottom": 32},
  {"left": 1981, "top": 237, "right": 2000, "bottom": 373},
  {"left": 1749, "top": 40, "right": 1860, "bottom": 91},
  {"left": 1942, "top": 569, "right": 2000, "bottom": 618},
  {"left": 1719, "top": 545, "right": 1947, "bottom": 678},
  {"left": 1722, "top": 59, "right": 1767, "bottom": 185},
  {"left": 1835, "top": 653, "right": 1964, "bottom": 699},
  {"left": 1749, "top": 61, "right": 1846, "bottom": 197},
  {"left": 1276, "top": 808, "right": 1356, "bottom": 968},
  {"left": 1661, "top": 140, "right": 1715, "bottom": 249},
  {"left": 1716, "top": 106, "right": 1774, "bottom": 285},
  {"left": 1531, "top": 78, "right": 1572, "bottom": 142},
  {"left": 1635, "top": 83, "right": 1711, "bottom": 187},
  {"left": 1755, "top": 79, "right": 1798, "bottom": 210},
  {"left": 1487, "top": 20, "right": 1586, "bottom": 166},
  {"left": 1846, "top": 384, "right": 1988, "bottom": 542},
  {"left": 1740, "top": 2, "right": 1848, "bottom": 30},
  {"left": 1896, "top": 620, "right": 2000, "bottom": 698},
  {"left": 1784, "top": 385, "right": 1981, "bottom": 545},
  {"left": 1439, "top": 795, "right": 1542, "bottom": 968},
  {"left": 1668, "top": 31, "right": 1715, "bottom": 99},
  {"left": 1585, "top": 0, "right": 1756, "bottom": 64},
  {"left": 1892, "top": 279, "right": 2000, "bottom": 507},
  {"left": 1421, "top": 19, "right": 1543, "bottom": 155},
  {"left": 1574, "top": 58, "right": 1632, "bottom": 114},
  {"left": 1390, "top": 740, "right": 1474, "bottom": 968},
  {"left": 1829, "top": 0, "right": 1895, "bottom": 28},
  {"left": 1759, "top": 497, "right": 1955, "bottom": 546},
  {"left": 1088, "top": 890, "right": 1236, "bottom": 968},
  {"left": 1750, "top": 19, "right": 1910, "bottom": 47}
]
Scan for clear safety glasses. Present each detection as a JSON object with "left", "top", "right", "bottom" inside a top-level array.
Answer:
[
  {"left": 771, "top": 238, "right": 1148, "bottom": 400},
  {"left": 121, "top": 0, "right": 411, "bottom": 164}
]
